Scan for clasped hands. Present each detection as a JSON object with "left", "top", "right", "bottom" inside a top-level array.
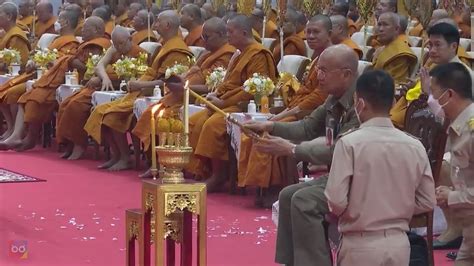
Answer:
[
  {"left": 435, "top": 185, "right": 453, "bottom": 207},
  {"left": 242, "top": 121, "right": 295, "bottom": 156}
]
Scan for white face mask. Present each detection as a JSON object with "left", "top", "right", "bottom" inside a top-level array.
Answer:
[
  {"left": 54, "top": 21, "right": 61, "bottom": 33},
  {"left": 427, "top": 91, "right": 449, "bottom": 119}
]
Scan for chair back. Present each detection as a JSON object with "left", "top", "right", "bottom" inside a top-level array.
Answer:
[
  {"left": 304, "top": 40, "right": 314, "bottom": 58},
  {"left": 189, "top": 46, "right": 206, "bottom": 58},
  {"left": 360, "top": 45, "right": 373, "bottom": 61},
  {"left": 262, "top": 38, "right": 277, "bottom": 50},
  {"left": 139, "top": 42, "right": 161, "bottom": 55},
  {"left": 467, "top": 51, "right": 474, "bottom": 68},
  {"left": 410, "top": 47, "right": 428, "bottom": 78},
  {"left": 37, "top": 33, "right": 59, "bottom": 49},
  {"left": 277, "top": 55, "right": 311, "bottom": 81},
  {"left": 351, "top": 32, "right": 372, "bottom": 46},
  {"left": 357, "top": 61, "right": 372, "bottom": 77},
  {"left": 408, "top": 36, "right": 422, "bottom": 47},
  {"left": 459, "top": 38, "right": 470, "bottom": 51},
  {"left": 404, "top": 97, "right": 448, "bottom": 183},
  {"left": 359, "top": 25, "right": 374, "bottom": 34}
]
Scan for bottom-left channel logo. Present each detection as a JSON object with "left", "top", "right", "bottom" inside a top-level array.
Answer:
[{"left": 9, "top": 240, "right": 28, "bottom": 259}]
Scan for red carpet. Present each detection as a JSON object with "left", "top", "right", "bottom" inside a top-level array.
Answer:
[{"left": 0, "top": 148, "right": 456, "bottom": 266}]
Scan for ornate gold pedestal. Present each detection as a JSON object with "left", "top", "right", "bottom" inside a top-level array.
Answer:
[
  {"left": 142, "top": 180, "right": 207, "bottom": 266},
  {"left": 126, "top": 208, "right": 144, "bottom": 266}
]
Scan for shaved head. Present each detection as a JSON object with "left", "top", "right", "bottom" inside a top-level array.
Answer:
[
  {"left": 376, "top": 12, "right": 400, "bottom": 45},
  {"left": 88, "top": 0, "right": 104, "bottom": 9},
  {"left": 133, "top": 9, "right": 152, "bottom": 31},
  {"left": 0, "top": 2, "right": 18, "bottom": 23},
  {"left": 330, "top": 15, "right": 348, "bottom": 33},
  {"left": 64, "top": 3, "right": 82, "bottom": 17},
  {"left": 82, "top": 16, "right": 105, "bottom": 41},
  {"left": 92, "top": 6, "right": 111, "bottom": 22},
  {"left": 202, "top": 17, "right": 228, "bottom": 51},
  {"left": 111, "top": 25, "right": 130, "bottom": 39},
  {"left": 399, "top": 15, "right": 408, "bottom": 33},
  {"left": 59, "top": 8, "right": 80, "bottom": 30},
  {"left": 155, "top": 10, "right": 180, "bottom": 38},
  {"left": 180, "top": 3, "right": 203, "bottom": 29},
  {"left": 111, "top": 25, "right": 132, "bottom": 54},
  {"left": 228, "top": 14, "right": 253, "bottom": 34},
  {"left": 309, "top": 15, "right": 332, "bottom": 32},
  {"left": 18, "top": 0, "right": 34, "bottom": 17},
  {"left": 128, "top": 2, "right": 144, "bottom": 19},
  {"left": 330, "top": 1, "right": 350, "bottom": 16},
  {"left": 430, "top": 9, "right": 449, "bottom": 27},
  {"left": 36, "top": 1, "right": 54, "bottom": 22},
  {"left": 181, "top": 4, "right": 202, "bottom": 21},
  {"left": 203, "top": 17, "right": 226, "bottom": 35},
  {"left": 330, "top": 15, "right": 349, "bottom": 43}
]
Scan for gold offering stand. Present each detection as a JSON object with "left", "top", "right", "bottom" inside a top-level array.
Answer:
[{"left": 125, "top": 81, "right": 207, "bottom": 266}]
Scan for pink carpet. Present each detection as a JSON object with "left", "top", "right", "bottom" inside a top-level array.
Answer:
[{"left": 0, "top": 148, "right": 456, "bottom": 266}]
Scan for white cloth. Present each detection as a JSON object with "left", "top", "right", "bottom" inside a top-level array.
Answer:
[
  {"left": 91, "top": 91, "right": 126, "bottom": 107},
  {"left": 411, "top": 206, "right": 447, "bottom": 236},
  {"left": 25, "top": 80, "right": 34, "bottom": 92},
  {"left": 0, "top": 75, "right": 13, "bottom": 86},
  {"left": 178, "top": 104, "right": 206, "bottom": 120},
  {"left": 225, "top": 113, "right": 271, "bottom": 165},
  {"left": 133, "top": 97, "right": 161, "bottom": 118},
  {"left": 56, "top": 84, "right": 82, "bottom": 103}
]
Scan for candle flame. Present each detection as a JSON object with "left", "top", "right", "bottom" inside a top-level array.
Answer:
[{"left": 151, "top": 103, "right": 162, "bottom": 115}]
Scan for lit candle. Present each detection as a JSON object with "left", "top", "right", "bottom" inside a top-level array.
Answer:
[
  {"left": 32, "top": 9, "right": 36, "bottom": 39},
  {"left": 184, "top": 80, "right": 190, "bottom": 141},
  {"left": 150, "top": 103, "right": 162, "bottom": 180}
]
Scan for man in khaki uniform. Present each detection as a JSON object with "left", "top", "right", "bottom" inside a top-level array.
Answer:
[
  {"left": 325, "top": 70, "right": 436, "bottom": 265},
  {"left": 244, "top": 44, "right": 360, "bottom": 266},
  {"left": 429, "top": 62, "right": 474, "bottom": 265}
]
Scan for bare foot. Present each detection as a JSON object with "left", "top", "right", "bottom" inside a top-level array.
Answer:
[
  {"left": 205, "top": 176, "right": 226, "bottom": 193},
  {"left": 139, "top": 168, "right": 153, "bottom": 178},
  {"left": 67, "top": 145, "right": 85, "bottom": 160},
  {"left": 0, "top": 139, "right": 22, "bottom": 151},
  {"left": 108, "top": 159, "right": 131, "bottom": 171},
  {"left": 98, "top": 157, "right": 119, "bottom": 169}
]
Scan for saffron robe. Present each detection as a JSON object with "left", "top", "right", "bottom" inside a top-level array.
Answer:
[
  {"left": 132, "top": 29, "right": 158, "bottom": 45},
  {"left": 341, "top": 38, "right": 363, "bottom": 59},
  {"left": 17, "top": 15, "right": 35, "bottom": 32},
  {"left": 0, "top": 25, "right": 31, "bottom": 72},
  {"left": 184, "top": 26, "right": 205, "bottom": 47},
  {"left": 272, "top": 34, "right": 306, "bottom": 64}
]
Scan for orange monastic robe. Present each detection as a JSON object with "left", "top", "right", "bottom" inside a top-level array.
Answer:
[
  {"left": 0, "top": 25, "right": 30, "bottom": 73},
  {"left": 372, "top": 36, "right": 417, "bottom": 84},
  {"left": 347, "top": 18, "right": 357, "bottom": 36},
  {"left": 132, "top": 29, "right": 158, "bottom": 45},
  {"left": 341, "top": 38, "right": 363, "bottom": 59},
  {"left": 56, "top": 44, "right": 144, "bottom": 147},
  {"left": 115, "top": 13, "right": 128, "bottom": 26},
  {"left": 264, "top": 20, "right": 279, "bottom": 40},
  {"left": 75, "top": 18, "right": 84, "bottom": 36},
  {"left": 238, "top": 57, "right": 328, "bottom": 188},
  {"left": 84, "top": 36, "right": 193, "bottom": 144},
  {"left": 35, "top": 16, "right": 57, "bottom": 38},
  {"left": 297, "top": 30, "right": 305, "bottom": 40},
  {"left": 186, "top": 42, "right": 277, "bottom": 178},
  {"left": 105, "top": 20, "right": 114, "bottom": 39},
  {"left": 17, "top": 15, "right": 35, "bottom": 32},
  {"left": 132, "top": 43, "right": 236, "bottom": 150},
  {"left": 184, "top": 26, "right": 205, "bottom": 47},
  {"left": 272, "top": 34, "right": 306, "bottom": 64},
  {"left": 18, "top": 37, "right": 111, "bottom": 124},
  {"left": 0, "top": 35, "right": 79, "bottom": 104},
  {"left": 409, "top": 22, "right": 424, "bottom": 37}
]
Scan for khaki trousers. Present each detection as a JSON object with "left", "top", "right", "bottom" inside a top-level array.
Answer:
[
  {"left": 455, "top": 216, "right": 474, "bottom": 266},
  {"left": 275, "top": 176, "right": 331, "bottom": 266},
  {"left": 338, "top": 229, "right": 410, "bottom": 266}
]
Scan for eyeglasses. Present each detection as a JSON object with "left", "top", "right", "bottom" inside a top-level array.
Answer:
[{"left": 316, "top": 67, "right": 348, "bottom": 77}]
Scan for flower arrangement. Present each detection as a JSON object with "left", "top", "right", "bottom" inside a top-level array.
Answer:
[
  {"left": 205, "top": 67, "right": 226, "bottom": 92},
  {"left": 33, "top": 48, "right": 58, "bottom": 68},
  {"left": 84, "top": 52, "right": 104, "bottom": 80},
  {"left": 243, "top": 73, "right": 275, "bottom": 97},
  {"left": 157, "top": 117, "right": 183, "bottom": 133},
  {"left": 113, "top": 52, "right": 149, "bottom": 80},
  {"left": 164, "top": 57, "right": 195, "bottom": 79},
  {"left": 0, "top": 48, "right": 21, "bottom": 65}
]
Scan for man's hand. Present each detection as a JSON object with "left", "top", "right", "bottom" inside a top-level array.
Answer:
[
  {"left": 254, "top": 135, "right": 295, "bottom": 156},
  {"left": 243, "top": 120, "right": 274, "bottom": 134},
  {"left": 206, "top": 94, "right": 224, "bottom": 109},
  {"left": 420, "top": 67, "right": 431, "bottom": 94},
  {"left": 101, "top": 77, "right": 114, "bottom": 91},
  {"left": 85, "top": 77, "right": 102, "bottom": 89},
  {"left": 436, "top": 186, "right": 452, "bottom": 207}
]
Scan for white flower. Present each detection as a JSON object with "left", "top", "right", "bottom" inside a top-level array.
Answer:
[
  {"left": 253, "top": 78, "right": 262, "bottom": 86},
  {"left": 253, "top": 73, "right": 258, "bottom": 77}
]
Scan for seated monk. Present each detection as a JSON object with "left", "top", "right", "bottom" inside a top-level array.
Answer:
[
  {"left": 250, "top": 8, "right": 279, "bottom": 40},
  {"left": 453, "top": 5, "right": 471, "bottom": 38},
  {"left": 131, "top": 10, "right": 158, "bottom": 45},
  {"left": 56, "top": 26, "right": 143, "bottom": 160},
  {"left": 124, "top": 2, "right": 144, "bottom": 28},
  {"left": 132, "top": 17, "right": 235, "bottom": 177},
  {"left": 180, "top": 4, "right": 205, "bottom": 47},
  {"left": 398, "top": 15, "right": 410, "bottom": 45},
  {"left": 63, "top": 3, "right": 84, "bottom": 36},
  {"left": 372, "top": 12, "right": 417, "bottom": 85},
  {"left": 409, "top": 19, "right": 424, "bottom": 37},
  {"left": 83, "top": 10, "right": 193, "bottom": 171},
  {"left": 295, "top": 10, "right": 307, "bottom": 40},
  {"left": 238, "top": 15, "right": 331, "bottom": 205},
  {"left": 329, "top": 1, "right": 357, "bottom": 36},
  {"left": 186, "top": 14, "right": 277, "bottom": 191},
  {"left": 330, "top": 15, "right": 363, "bottom": 59},
  {"left": 0, "top": 8, "right": 80, "bottom": 141},
  {"left": 85, "top": 0, "right": 104, "bottom": 17},
  {"left": 114, "top": 0, "right": 129, "bottom": 26},
  {"left": 91, "top": 6, "right": 114, "bottom": 39},
  {"left": 17, "top": 0, "right": 35, "bottom": 32},
  {"left": 390, "top": 22, "right": 474, "bottom": 129},
  {"left": 367, "top": 0, "right": 398, "bottom": 48},
  {"left": 272, "top": 8, "right": 306, "bottom": 64},
  {"left": 33, "top": 1, "right": 57, "bottom": 44},
  {"left": 0, "top": 16, "right": 110, "bottom": 151},
  {"left": 0, "top": 2, "right": 30, "bottom": 74}
]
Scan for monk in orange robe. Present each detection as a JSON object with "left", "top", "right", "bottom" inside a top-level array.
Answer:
[
  {"left": 372, "top": 13, "right": 417, "bottom": 84},
  {"left": 453, "top": 7, "right": 471, "bottom": 38},
  {"left": 131, "top": 10, "right": 158, "bottom": 45},
  {"left": 272, "top": 9, "right": 306, "bottom": 64},
  {"left": 91, "top": 6, "right": 114, "bottom": 39},
  {"left": 17, "top": 0, "right": 35, "bottom": 32},
  {"left": 0, "top": 9, "right": 80, "bottom": 141},
  {"left": 34, "top": 1, "right": 57, "bottom": 42},
  {"left": 186, "top": 15, "right": 277, "bottom": 192},
  {"left": 123, "top": 2, "right": 144, "bottom": 28},
  {"left": 329, "top": 1, "right": 357, "bottom": 36},
  {"left": 238, "top": 16, "right": 331, "bottom": 202},
  {"left": 330, "top": 15, "right": 363, "bottom": 59},
  {"left": 83, "top": 10, "right": 194, "bottom": 171},
  {"left": 62, "top": 3, "right": 84, "bottom": 36},
  {"left": 57, "top": 27, "right": 144, "bottom": 160},
  {"left": 132, "top": 17, "right": 235, "bottom": 177},
  {"left": 180, "top": 4, "right": 205, "bottom": 47},
  {"left": 409, "top": 20, "right": 424, "bottom": 37},
  {"left": 295, "top": 10, "right": 307, "bottom": 40},
  {"left": 250, "top": 8, "right": 279, "bottom": 40},
  {"left": 0, "top": 17, "right": 110, "bottom": 151},
  {"left": 0, "top": 2, "right": 31, "bottom": 140},
  {"left": 114, "top": 0, "right": 129, "bottom": 26}
]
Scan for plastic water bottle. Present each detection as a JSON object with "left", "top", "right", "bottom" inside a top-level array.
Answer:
[
  {"left": 119, "top": 80, "right": 127, "bottom": 92},
  {"left": 72, "top": 69, "right": 79, "bottom": 85},
  {"left": 247, "top": 100, "right": 257, "bottom": 114},
  {"left": 153, "top": 85, "right": 162, "bottom": 97},
  {"left": 65, "top": 71, "right": 72, "bottom": 84}
]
